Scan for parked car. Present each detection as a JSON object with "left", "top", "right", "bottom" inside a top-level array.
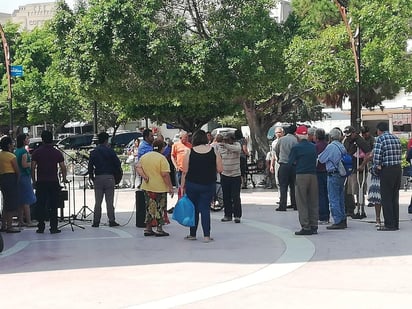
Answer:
[
  {"left": 109, "top": 132, "right": 142, "bottom": 148},
  {"left": 56, "top": 134, "right": 94, "bottom": 149},
  {"left": 28, "top": 137, "right": 43, "bottom": 154}
]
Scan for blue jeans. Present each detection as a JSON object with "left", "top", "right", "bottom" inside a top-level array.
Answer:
[
  {"left": 317, "top": 172, "right": 329, "bottom": 221},
  {"left": 327, "top": 174, "right": 345, "bottom": 224},
  {"left": 186, "top": 181, "right": 215, "bottom": 237}
]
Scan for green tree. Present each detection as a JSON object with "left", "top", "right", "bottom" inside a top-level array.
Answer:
[{"left": 286, "top": 0, "right": 412, "bottom": 125}]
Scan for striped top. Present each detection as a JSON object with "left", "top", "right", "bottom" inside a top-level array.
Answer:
[{"left": 217, "top": 142, "right": 241, "bottom": 177}]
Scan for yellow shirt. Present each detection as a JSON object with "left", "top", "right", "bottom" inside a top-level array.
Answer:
[
  {"left": 0, "top": 151, "right": 16, "bottom": 174},
  {"left": 139, "top": 151, "right": 170, "bottom": 193}
]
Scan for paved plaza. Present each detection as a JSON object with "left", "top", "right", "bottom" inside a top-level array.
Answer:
[{"left": 1, "top": 185, "right": 412, "bottom": 308}]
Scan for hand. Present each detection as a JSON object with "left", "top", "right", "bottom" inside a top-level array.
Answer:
[{"left": 169, "top": 187, "right": 174, "bottom": 198}]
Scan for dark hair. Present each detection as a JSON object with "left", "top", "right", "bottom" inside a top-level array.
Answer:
[
  {"left": 234, "top": 129, "right": 243, "bottom": 140},
  {"left": 16, "top": 133, "right": 28, "bottom": 148},
  {"left": 315, "top": 128, "right": 326, "bottom": 141},
  {"left": 191, "top": 130, "right": 208, "bottom": 146},
  {"left": 152, "top": 140, "right": 165, "bottom": 152},
  {"left": 377, "top": 122, "right": 389, "bottom": 132},
  {"left": 287, "top": 124, "right": 297, "bottom": 134},
  {"left": 41, "top": 130, "right": 53, "bottom": 144},
  {"left": 98, "top": 132, "right": 109, "bottom": 144},
  {"left": 142, "top": 129, "right": 152, "bottom": 140},
  {"left": 0, "top": 136, "right": 13, "bottom": 151}
]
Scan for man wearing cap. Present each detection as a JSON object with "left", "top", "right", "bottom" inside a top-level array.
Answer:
[
  {"left": 342, "top": 125, "right": 372, "bottom": 218},
  {"left": 288, "top": 125, "right": 318, "bottom": 235},
  {"left": 274, "top": 124, "right": 298, "bottom": 211},
  {"left": 373, "top": 122, "right": 402, "bottom": 231},
  {"left": 318, "top": 128, "right": 348, "bottom": 230}
]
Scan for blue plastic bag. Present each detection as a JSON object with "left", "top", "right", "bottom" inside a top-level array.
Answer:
[{"left": 172, "top": 194, "right": 195, "bottom": 227}]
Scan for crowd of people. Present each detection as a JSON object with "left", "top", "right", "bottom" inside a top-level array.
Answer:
[
  {"left": 0, "top": 121, "right": 406, "bottom": 240},
  {"left": 271, "top": 122, "right": 402, "bottom": 235}
]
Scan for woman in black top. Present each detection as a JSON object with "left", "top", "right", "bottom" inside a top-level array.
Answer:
[{"left": 181, "top": 130, "right": 223, "bottom": 242}]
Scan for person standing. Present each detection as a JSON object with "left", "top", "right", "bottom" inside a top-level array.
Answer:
[
  {"left": 270, "top": 127, "right": 284, "bottom": 197},
  {"left": 126, "top": 138, "right": 140, "bottom": 189},
  {"left": 88, "top": 132, "right": 121, "bottom": 228},
  {"left": 318, "top": 128, "right": 347, "bottom": 230},
  {"left": 315, "top": 128, "right": 330, "bottom": 224},
  {"left": 0, "top": 136, "right": 20, "bottom": 233},
  {"left": 15, "top": 133, "right": 37, "bottom": 227},
  {"left": 234, "top": 129, "right": 249, "bottom": 189},
  {"left": 181, "top": 130, "right": 223, "bottom": 242},
  {"left": 31, "top": 130, "right": 68, "bottom": 234},
  {"left": 137, "top": 140, "right": 174, "bottom": 237},
  {"left": 137, "top": 129, "right": 154, "bottom": 160},
  {"left": 274, "top": 124, "right": 298, "bottom": 211},
  {"left": 373, "top": 122, "right": 402, "bottom": 231},
  {"left": 218, "top": 133, "right": 242, "bottom": 223},
  {"left": 342, "top": 125, "right": 372, "bottom": 218},
  {"left": 288, "top": 125, "right": 319, "bottom": 235},
  {"left": 171, "top": 131, "right": 192, "bottom": 190}
]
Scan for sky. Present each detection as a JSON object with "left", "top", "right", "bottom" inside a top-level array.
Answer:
[{"left": 0, "top": 0, "right": 75, "bottom": 14}]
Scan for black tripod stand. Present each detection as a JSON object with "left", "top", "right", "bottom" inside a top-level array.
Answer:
[
  {"left": 59, "top": 181, "right": 84, "bottom": 231},
  {"left": 74, "top": 173, "right": 94, "bottom": 221}
]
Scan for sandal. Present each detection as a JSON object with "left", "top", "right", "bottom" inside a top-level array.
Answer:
[
  {"left": 184, "top": 235, "right": 197, "bottom": 240},
  {"left": 155, "top": 230, "right": 170, "bottom": 237},
  {"left": 144, "top": 230, "right": 155, "bottom": 236}
]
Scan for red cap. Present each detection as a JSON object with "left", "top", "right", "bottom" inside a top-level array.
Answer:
[{"left": 296, "top": 125, "right": 308, "bottom": 135}]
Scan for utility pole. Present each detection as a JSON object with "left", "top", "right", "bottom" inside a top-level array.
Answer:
[
  {"left": 333, "top": 0, "right": 361, "bottom": 132},
  {"left": 0, "top": 23, "right": 13, "bottom": 137}
]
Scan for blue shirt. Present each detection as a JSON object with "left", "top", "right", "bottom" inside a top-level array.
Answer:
[
  {"left": 318, "top": 141, "right": 347, "bottom": 173},
  {"left": 288, "top": 140, "right": 317, "bottom": 174},
  {"left": 373, "top": 131, "right": 402, "bottom": 167},
  {"left": 88, "top": 144, "right": 121, "bottom": 176},
  {"left": 138, "top": 140, "right": 153, "bottom": 160}
]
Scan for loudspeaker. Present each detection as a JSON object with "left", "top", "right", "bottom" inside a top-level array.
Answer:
[{"left": 135, "top": 189, "right": 146, "bottom": 228}]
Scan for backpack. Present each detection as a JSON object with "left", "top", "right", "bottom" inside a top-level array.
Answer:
[
  {"left": 333, "top": 143, "right": 353, "bottom": 177},
  {"left": 340, "top": 152, "right": 353, "bottom": 177}
]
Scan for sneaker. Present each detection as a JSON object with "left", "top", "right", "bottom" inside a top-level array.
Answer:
[
  {"left": 326, "top": 222, "right": 346, "bottom": 230},
  {"left": 109, "top": 221, "right": 120, "bottom": 227},
  {"left": 295, "top": 229, "right": 312, "bottom": 235},
  {"left": 234, "top": 217, "right": 241, "bottom": 223},
  {"left": 221, "top": 216, "right": 232, "bottom": 222}
]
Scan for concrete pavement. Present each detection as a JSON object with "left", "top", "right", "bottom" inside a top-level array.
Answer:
[{"left": 1, "top": 186, "right": 412, "bottom": 308}]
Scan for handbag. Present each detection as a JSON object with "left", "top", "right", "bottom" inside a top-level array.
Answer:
[{"left": 172, "top": 194, "right": 195, "bottom": 227}]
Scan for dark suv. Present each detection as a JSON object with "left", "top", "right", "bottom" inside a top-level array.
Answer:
[
  {"left": 56, "top": 134, "right": 94, "bottom": 149},
  {"left": 109, "top": 132, "right": 142, "bottom": 148}
]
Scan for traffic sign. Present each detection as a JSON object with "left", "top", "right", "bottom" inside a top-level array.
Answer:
[{"left": 10, "top": 65, "right": 23, "bottom": 77}]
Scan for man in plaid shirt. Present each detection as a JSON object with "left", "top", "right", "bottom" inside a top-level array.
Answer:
[{"left": 373, "top": 122, "right": 402, "bottom": 231}]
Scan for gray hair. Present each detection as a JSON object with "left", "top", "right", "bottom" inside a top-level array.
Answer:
[{"left": 329, "top": 128, "right": 342, "bottom": 141}]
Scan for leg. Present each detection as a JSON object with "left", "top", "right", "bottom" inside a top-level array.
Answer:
[
  {"left": 221, "top": 175, "right": 233, "bottom": 219},
  {"left": 295, "top": 175, "right": 310, "bottom": 229},
  {"left": 277, "top": 164, "right": 288, "bottom": 209},
  {"left": 92, "top": 176, "right": 105, "bottom": 224},
  {"left": 289, "top": 166, "right": 297, "bottom": 208},
  {"left": 232, "top": 176, "right": 242, "bottom": 219},
  {"left": 104, "top": 176, "right": 116, "bottom": 222}
]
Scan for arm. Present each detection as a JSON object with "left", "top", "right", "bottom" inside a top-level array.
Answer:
[
  {"left": 59, "top": 161, "right": 68, "bottom": 183},
  {"left": 161, "top": 171, "right": 174, "bottom": 197},
  {"left": 11, "top": 157, "right": 20, "bottom": 181},
  {"left": 21, "top": 153, "right": 30, "bottom": 168},
  {"left": 215, "top": 148, "right": 223, "bottom": 173},
  {"left": 136, "top": 162, "right": 149, "bottom": 182},
  {"left": 31, "top": 160, "right": 37, "bottom": 186},
  {"left": 180, "top": 149, "right": 190, "bottom": 192}
]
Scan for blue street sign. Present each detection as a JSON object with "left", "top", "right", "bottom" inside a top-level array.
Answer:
[{"left": 10, "top": 65, "right": 23, "bottom": 77}]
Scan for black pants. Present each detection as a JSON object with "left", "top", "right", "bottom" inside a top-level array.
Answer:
[
  {"left": 35, "top": 181, "right": 61, "bottom": 231},
  {"left": 380, "top": 165, "right": 402, "bottom": 229},
  {"left": 278, "top": 163, "right": 296, "bottom": 209},
  {"left": 221, "top": 175, "right": 242, "bottom": 218}
]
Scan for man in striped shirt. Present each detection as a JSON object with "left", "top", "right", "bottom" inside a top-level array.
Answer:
[
  {"left": 217, "top": 133, "right": 242, "bottom": 223},
  {"left": 373, "top": 122, "right": 402, "bottom": 231}
]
